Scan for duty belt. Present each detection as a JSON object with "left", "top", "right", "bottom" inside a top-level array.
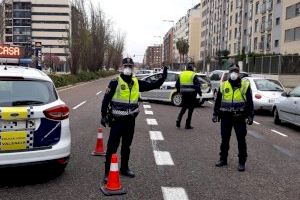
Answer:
[
  {"left": 220, "top": 107, "right": 245, "bottom": 112},
  {"left": 112, "top": 108, "right": 139, "bottom": 117}
]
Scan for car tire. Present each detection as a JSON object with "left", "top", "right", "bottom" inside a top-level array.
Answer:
[
  {"left": 273, "top": 107, "right": 281, "bottom": 125},
  {"left": 172, "top": 93, "right": 183, "bottom": 107}
]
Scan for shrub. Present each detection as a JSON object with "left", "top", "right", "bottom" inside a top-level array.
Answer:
[{"left": 49, "top": 70, "right": 118, "bottom": 88}]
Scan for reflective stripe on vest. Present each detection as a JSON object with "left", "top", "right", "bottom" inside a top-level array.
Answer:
[
  {"left": 179, "top": 71, "right": 196, "bottom": 92},
  {"left": 111, "top": 76, "right": 140, "bottom": 117},
  {"left": 220, "top": 80, "right": 250, "bottom": 112}
]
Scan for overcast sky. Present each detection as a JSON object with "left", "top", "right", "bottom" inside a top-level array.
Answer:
[{"left": 93, "top": 0, "right": 197, "bottom": 62}]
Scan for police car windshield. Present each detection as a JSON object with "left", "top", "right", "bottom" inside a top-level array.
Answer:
[{"left": 0, "top": 80, "right": 58, "bottom": 106}]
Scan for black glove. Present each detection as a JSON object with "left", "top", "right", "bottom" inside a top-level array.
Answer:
[
  {"left": 246, "top": 117, "right": 253, "bottom": 125},
  {"left": 162, "top": 66, "right": 168, "bottom": 79},
  {"left": 212, "top": 115, "right": 220, "bottom": 123},
  {"left": 101, "top": 116, "right": 109, "bottom": 128}
]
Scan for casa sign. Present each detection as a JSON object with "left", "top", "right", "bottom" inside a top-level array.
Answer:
[{"left": 0, "top": 45, "right": 21, "bottom": 58}]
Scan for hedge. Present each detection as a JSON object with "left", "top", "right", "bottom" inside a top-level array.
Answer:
[{"left": 49, "top": 71, "right": 118, "bottom": 88}]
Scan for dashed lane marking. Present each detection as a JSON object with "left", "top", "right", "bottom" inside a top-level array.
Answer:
[
  {"left": 143, "top": 105, "right": 151, "bottom": 109},
  {"left": 145, "top": 110, "right": 154, "bottom": 115},
  {"left": 147, "top": 118, "right": 158, "bottom": 125},
  {"left": 72, "top": 101, "right": 87, "bottom": 110},
  {"left": 96, "top": 91, "right": 102, "bottom": 95},
  {"left": 153, "top": 151, "right": 174, "bottom": 166},
  {"left": 271, "top": 129, "right": 288, "bottom": 137},
  {"left": 149, "top": 131, "right": 164, "bottom": 141},
  {"left": 58, "top": 80, "right": 98, "bottom": 92},
  {"left": 162, "top": 187, "right": 189, "bottom": 200},
  {"left": 253, "top": 121, "right": 260, "bottom": 125}
]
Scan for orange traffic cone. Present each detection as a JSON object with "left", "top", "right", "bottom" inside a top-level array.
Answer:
[
  {"left": 91, "top": 128, "right": 106, "bottom": 156},
  {"left": 100, "top": 154, "right": 126, "bottom": 196}
]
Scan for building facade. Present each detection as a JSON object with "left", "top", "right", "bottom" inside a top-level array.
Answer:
[
  {"left": 145, "top": 45, "right": 162, "bottom": 69},
  {"left": 163, "top": 27, "right": 174, "bottom": 66},
  {"left": 280, "top": 0, "right": 300, "bottom": 54},
  {"left": 1, "top": 0, "right": 71, "bottom": 62}
]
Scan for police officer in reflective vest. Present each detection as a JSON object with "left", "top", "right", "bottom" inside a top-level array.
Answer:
[
  {"left": 101, "top": 58, "right": 168, "bottom": 183},
  {"left": 176, "top": 62, "right": 202, "bottom": 129},
  {"left": 212, "top": 64, "right": 254, "bottom": 172}
]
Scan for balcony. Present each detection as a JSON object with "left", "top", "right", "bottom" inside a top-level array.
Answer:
[
  {"left": 248, "top": 11, "right": 252, "bottom": 20},
  {"left": 266, "top": 21, "right": 272, "bottom": 31},
  {"left": 237, "top": 16, "right": 241, "bottom": 24},
  {"left": 261, "top": 4, "right": 266, "bottom": 14},
  {"left": 260, "top": 25, "right": 265, "bottom": 33},
  {"left": 267, "top": 1, "right": 273, "bottom": 11},
  {"left": 259, "top": 42, "right": 264, "bottom": 51},
  {"left": 248, "top": 28, "right": 252, "bottom": 36}
]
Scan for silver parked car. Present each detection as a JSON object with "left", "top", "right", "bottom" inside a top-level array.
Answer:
[
  {"left": 140, "top": 71, "right": 213, "bottom": 106},
  {"left": 243, "top": 77, "right": 285, "bottom": 111},
  {"left": 273, "top": 86, "right": 300, "bottom": 126},
  {"left": 134, "top": 69, "right": 154, "bottom": 79}
]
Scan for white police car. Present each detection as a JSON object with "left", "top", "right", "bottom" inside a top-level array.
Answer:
[{"left": 0, "top": 65, "right": 71, "bottom": 172}]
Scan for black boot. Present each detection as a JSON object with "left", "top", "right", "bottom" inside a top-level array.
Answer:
[
  {"left": 238, "top": 163, "right": 245, "bottom": 172},
  {"left": 185, "top": 125, "right": 194, "bottom": 129},
  {"left": 120, "top": 169, "right": 135, "bottom": 178},
  {"left": 176, "top": 120, "right": 180, "bottom": 128},
  {"left": 103, "top": 174, "right": 108, "bottom": 184},
  {"left": 215, "top": 160, "right": 227, "bottom": 167}
]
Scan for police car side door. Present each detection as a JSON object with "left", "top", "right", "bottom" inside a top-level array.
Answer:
[
  {"left": 159, "top": 72, "right": 179, "bottom": 101},
  {"left": 141, "top": 74, "right": 163, "bottom": 100}
]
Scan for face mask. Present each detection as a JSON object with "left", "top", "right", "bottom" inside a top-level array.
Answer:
[
  {"left": 230, "top": 72, "right": 239, "bottom": 81},
  {"left": 123, "top": 67, "right": 132, "bottom": 76}
]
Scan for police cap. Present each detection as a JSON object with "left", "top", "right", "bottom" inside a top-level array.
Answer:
[
  {"left": 228, "top": 64, "right": 240, "bottom": 73},
  {"left": 122, "top": 58, "right": 134, "bottom": 67},
  {"left": 187, "top": 62, "right": 195, "bottom": 70}
]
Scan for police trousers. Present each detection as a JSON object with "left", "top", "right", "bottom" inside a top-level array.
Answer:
[
  {"left": 219, "top": 113, "right": 248, "bottom": 164},
  {"left": 105, "top": 115, "right": 136, "bottom": 174},
  {"left": 177, "top": 93, "right": 197, "bottom": 126}
]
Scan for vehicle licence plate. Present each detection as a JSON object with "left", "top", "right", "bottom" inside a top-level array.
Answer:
[
  {"left": 0, "top": 120, "right": 35, "bottom": 131},
  {"left": 0, "top": 131, "right": 27, "bottom": 151}
]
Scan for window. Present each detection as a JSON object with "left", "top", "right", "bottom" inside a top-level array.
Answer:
[
  {"left": 277, "top": 0, "right": 281, "bottom": 3},
  {"left": 274, "top": 40, "right": 279, "bottom": 47},
  {"left": 166, "top": 73, "right": 178, "bottom": 82},
  {"left": 231, "top": 1, "right": 233, "bottom": 12},
  {"left": 254, "top": 37, "right": 258, "bottom": 50},
  {"left": 254, "top": 79, "right": 284, "bottom": 92},
  {"left": 210, "top": 72, "right": 221, "bottom": 81},
  {"left": 290, "top": 86, "right": 300, "bottom": 97},
  {"left": 235, "top": 28, "right": 237, "bottom": 38},
  {"left": 276, "top": 17, "right": 280, "bottom": 25},
  {"left": 255, "top": 20, "right": 258, "bottom": 32},
  {"left": 285, "top": 29, "right": 294, "bottom": 42},
  {"left": 286, "top": 3, "right": 300, "bottom": 19},
  {"left": 235, "top": 13, "right": 238, "bottom": 24},
  {"left": 229, "top": 30, "right": 232, "bottom": 39},
  {"left": 230, "top": 16, "right": 232, "bottom": 26},
  {"left": 296, "top": 27, "right": 300, "bottom": 41},
  {"left": 255, "top": 2, "right": 260, "bottom": 14}
]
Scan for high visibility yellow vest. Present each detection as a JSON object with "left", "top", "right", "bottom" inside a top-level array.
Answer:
[
  {"left": 179, "top": 71, "right": 196, "bottom": 92},
  {"left": 220, "top": 80, "right": 250, "bottom": 112},
  {"left": 111, "top": 76, "right": 140, "bottom": 117}
]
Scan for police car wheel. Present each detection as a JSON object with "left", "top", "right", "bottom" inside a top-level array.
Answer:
[{"left": 172, "top": 93, "right": 183, "bottom": 107}]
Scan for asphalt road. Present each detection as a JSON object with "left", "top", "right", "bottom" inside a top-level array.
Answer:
[{"left": 0, "top": 77, "right": 299, "bottom": 200}]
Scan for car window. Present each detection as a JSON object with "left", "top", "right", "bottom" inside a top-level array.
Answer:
[
  {"left": 165, "top": 73, "right": 178, "bottom": 82},
  {"left": 290, "top": 86, "right": 300, "bottom": 97},
  {"left": 254, "top": 79, "right": 284, "bottom": 92},
  {"left": 198, "top": 75, "right": 210, "bottom": 83},
  {"left": 0, "top": 80, "right": 58, "bottom": 107},
  {"left": 145, "top": 73, "right": 163, "bottom": 83},
  {"left": 210, "top": 72, "right": 221, "bottom": 81}
]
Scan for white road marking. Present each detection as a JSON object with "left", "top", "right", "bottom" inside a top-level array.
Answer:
[
  {"left": 143, "top": 105, "right": 151, "bottom": 109},
  {"left": 208, "top": 101, "right": 213, "bottom": 105},
  {"left": 149, "top": 131, "right": 164, "bottom": 141},
  {"left": 162, "top": 187, "right": 189, "bottom": 200},
  {"left": 147, "top": 118, "right": 158, "bottom": 125},
  {"left": 96, "top": 91, "right": 102, "bottom": 95},
  {"left": 72, "top": 101, "right": 87, "bottom": 110},
  {"left": 153, "top": 151, "right": 174, "bottom": 165},
  {"left": 144, "top": 110, "right": 154, "bottom": 115},
  {"left": 253, "top": 121, "right": 260, "bottom": 125},
  {"left": 271, "top": 129, "right": 288, "bottom": 137}
]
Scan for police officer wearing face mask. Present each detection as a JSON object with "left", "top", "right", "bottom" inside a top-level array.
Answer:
[
  {"left": 175, "top": 62, "right": 202, "bottom": 129},
  {"left": 212, "top": 64, "right": 254, "bottom": 172},
  {"left": 101, "top": 58, "right": 168, "bottom": 183}
]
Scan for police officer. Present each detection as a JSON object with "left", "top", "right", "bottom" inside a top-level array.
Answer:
[
  {"left": 176, "top": 62, "right": 202, "bottom": 129},
  {"left": 212, "top": 64, "right": 254, "bottom": 172},
  {"left": 101, "top": 58, "right": 168, "bottom": 183}
]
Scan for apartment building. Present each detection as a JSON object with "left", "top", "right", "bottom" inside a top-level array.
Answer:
[
  {"left": 145, "top": 45, "right": 162, "bottom": 69},
  {"left": 173, "top": 16, "right": 189, "bottom": 63},
  {"left": 163, "top": 27, "right": 174, "bottom": 65},
  {"left": 1, "top": 0, "right": 71, "bottom": 62},
  {"left": 281, "top": 0, "right": 300, "bottom": 54}
]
